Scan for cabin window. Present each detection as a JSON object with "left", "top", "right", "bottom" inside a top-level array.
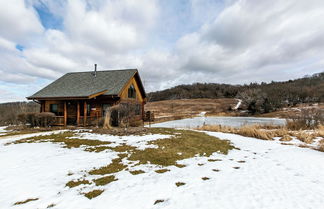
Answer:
[
  {"left": 135, "top": 104, "right": 141, "bottom": 115},
  {"left": 50, "top": 104, "right": 58, "bottom": 115},
  {"left": 128, "top": 84, "right": 136, "bottom": 99}
]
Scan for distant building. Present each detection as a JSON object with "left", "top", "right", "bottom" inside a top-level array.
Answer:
[{"left": 27, "top": 68, "right": 146, "bottom": 126}]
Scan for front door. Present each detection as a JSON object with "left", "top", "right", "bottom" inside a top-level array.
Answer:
[{"left": 67, "top": 101, "right": 77, "bottom": 125}]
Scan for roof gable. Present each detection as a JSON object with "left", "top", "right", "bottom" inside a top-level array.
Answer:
[{"left": 28, "top": 69, "right": 146, "bottom": 99}]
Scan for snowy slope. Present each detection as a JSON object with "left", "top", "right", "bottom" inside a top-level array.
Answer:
[{"left": 0, "top": 129, "right": 323, "bottom": 209}]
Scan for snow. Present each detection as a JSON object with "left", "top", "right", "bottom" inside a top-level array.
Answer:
[
  {"left": 233, "top": 99, "right": 242, "bottom": 110},
  {"left": 151, "top": 116, "right": 286, "bottom": 128},
  {"left": 0, "top": 126, "right": 8, "bottom": 135},
  {"left": 1, "top": 123, "right": 324, "bottom": 209}
]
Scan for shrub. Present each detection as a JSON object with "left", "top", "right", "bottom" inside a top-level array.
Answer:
[
  {"left": 18, "top": 112, "right": 55, "bottom": 127},
  {"left": 286, "top": 108, "right": 324, "bottom": 130}
]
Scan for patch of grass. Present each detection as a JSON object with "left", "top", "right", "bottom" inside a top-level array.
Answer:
[
  {"left": 201, "top": 177, "right": 210, "bottom": 181},
  {"left": 154, "top": 199, "right": 165, "bottom": 205},
  {"left": 94, "top": 175, "right": 117, "bottom": 186},
  {"left": 10, "top": 132, "right": 111, "bottom": 149},
  {"left": 212, "top": 169, "right": 220, "bottom": 172},
  {"left": 128, "top": 128, "right": 235, "bottom": 167},
  {"left": 198, "top": 125, "right": 288, "bottom": 141},
  {"left": 281, "top": 142, "right": 294, "bottom": 146},
  {"left": 111, "top": 144, "right": 137, "bottom": 152},
  {"left": 129, "top": 170, "right": 145, "bottom": 175},
  {"left": 155, "top": 169, "right": 170, "bottom": 173},
  {"left": 291, "top": 132, "right": 315, "bottom": 144},
  {"left": 175, "top": 182, "right": 186, "bottom": 187},
  {"left": 84, "top": 146, "right": 112, "bottom": 152},
  {"left": 237, "top": 160, "right": 246, "bottom": 163},
  {"left": 208, "top": 159, "right": 222, "bottom": 162},
  {"left": 14, "top": 198, "right": 39, "bottom": 205},
  {"left": 233, "top": 167, "right": 240, "bottom": 169},
  {"left": 197, "top": 163, "right": 204, "bottom": 166},
  {"left": 175, "top": 164, "right": 186, "bottom": 168},
  {"left": 317, "top": 139, "right": 324, "bottom": 152},
  {"left": 47, "top": 204, "right": 56, "bottom": 208},
  {"left": 279, "top": 135, "right": 293, "bottom": 141},
  {"left": 89, "top": 157, "right": 127, "bottom": 175},
  {"left": 66, "top": 179, "right": 91, "bottom": 188},
  {"left": 84, "top": 189, "right": 104, "bottom": 199}
]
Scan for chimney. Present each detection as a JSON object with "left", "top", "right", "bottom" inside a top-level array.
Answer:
[{"left": 94, "top": 64, "right": 97, "bottom": 77}]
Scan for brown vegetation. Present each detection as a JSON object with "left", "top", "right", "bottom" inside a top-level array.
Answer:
[
  {"left": 145, "top": 98, "right": 238, "bottom": 122},
  {"left": 14, "top": 198, "right": 39, "bottom": 205},
  {"left": 84, "top": 190, "right": 104, "bottom": 199},
  {"left": 66, "top": 179, "right": 91, "bottom": 188},
  {"left": 148, "top": 72, "right": 324, "bottom": 115}
]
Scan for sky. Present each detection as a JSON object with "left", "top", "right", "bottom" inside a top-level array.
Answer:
[{"left": 0, "top": 0, "right": 323, "bottom": 103}]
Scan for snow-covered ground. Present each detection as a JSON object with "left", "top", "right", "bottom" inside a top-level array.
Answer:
[{"left": 0, "top": 124, "right": 323, "bottom": 209}]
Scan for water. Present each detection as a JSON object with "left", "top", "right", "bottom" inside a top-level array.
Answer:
[{"left": 151, "top": 116, "right": 286, "bottom": 128}]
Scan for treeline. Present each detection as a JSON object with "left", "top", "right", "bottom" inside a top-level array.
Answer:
[
  {"left": 0, "top": 102, "right": 39, "bottom": 125},
  {"left": 148, "top": 72, "right": 324, "bottom": 114}
]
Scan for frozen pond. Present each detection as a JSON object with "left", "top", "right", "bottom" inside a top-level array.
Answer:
[{"left": 151, "top": 116, "right": 286, "bottom": 128}]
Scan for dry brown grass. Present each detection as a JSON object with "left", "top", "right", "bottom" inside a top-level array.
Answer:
[
  {"left": 198, "top": 125, "right": 276, "bottom": 140},
  {"left": 175, "top": 182, "right": 186, "bottom": 187},
  {"left": 89, "top": 157, "right": 127, "bottom": 175},
  {"left": 93, "top": 175, "right": 117, "bottom": 186},
  {"left": 155, "top": 169, "right": 170, "bottom": 173},
  {"left": 14, "top": 198, "right": 39, "bottom": 205},
  {"left": 145, "top": 98, "right": 238, "bottom": 122},
  {"left": 9, "top": 132, "right": 111, "bottom": 148},
  {"left": 279, "top": 135, "right": 293, "bottom": 141},
  {"left": 291, "top": 132, "right": 316, "bottom": 144},
  {"left": 66, "top": 179, "right": 91, "bottom": 188},
  {"left": 318, "top": 139, "right": 324, "bottom": 152},
  {"left": 316, "top": 125, "right": 324, "bottom": 137},
  {"left": 129, "top": 170, "right": 145, "bottom": 175},
  {"left": 84, "top": 189, "right": 104, "bottom": 199},
  {"left": 129, "top": 128, "right": 235, "bottom": 166}
]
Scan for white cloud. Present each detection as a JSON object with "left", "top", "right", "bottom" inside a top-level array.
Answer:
[
  {"left": 0, "top": 0, "right": 324, "bottom": 102},
  {"left": 0, "top": 0, "right": 43, "bottom": 43}
]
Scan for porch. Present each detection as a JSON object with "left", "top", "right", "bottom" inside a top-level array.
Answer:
[{"left": 40, "top": 99, "right": 111, "bottom": 127}]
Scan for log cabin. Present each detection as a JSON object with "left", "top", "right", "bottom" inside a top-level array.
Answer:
[{"left": 27, "top": 68, "right": 146, "bottom": 126}]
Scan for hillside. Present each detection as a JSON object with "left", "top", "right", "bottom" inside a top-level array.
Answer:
[
  {"left": 148, "top": 72, "right": 324, "bottom": 114},
  {"left": 145, "top": 98, "right": 239, "bottom": 122}
]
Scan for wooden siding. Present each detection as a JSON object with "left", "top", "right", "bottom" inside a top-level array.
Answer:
[{"left": 119, "top": 77, "right": 144, "bottom": 102}]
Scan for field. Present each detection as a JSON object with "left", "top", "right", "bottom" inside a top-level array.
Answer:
[
  {"left": 0, "top": 120, "right": 324, "bottom": 209},
  {"left": 145, "top": 98, "right": 239, "bottom": 122},
  {"left": 146, "top": 99, "right": 324, "bottom": 122}
]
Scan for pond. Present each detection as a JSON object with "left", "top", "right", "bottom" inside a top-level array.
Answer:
[{"left": 151, "top": 116, "right": 286, "bottom": 128}]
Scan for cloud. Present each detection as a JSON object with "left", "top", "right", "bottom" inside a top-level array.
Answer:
[
  {"left": 0, "top": 0, "right": 43, "bottom": 44},
  {"left": 0, "top": 0, "right": 324, "bottom": 102}
]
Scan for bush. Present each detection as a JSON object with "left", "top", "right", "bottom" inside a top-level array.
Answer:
[
  {"left": 286, "top": 108, "right": 324, "bottom": 130},
  {"left": 18, "top": 112, "right": 55, "bottom": 127}
]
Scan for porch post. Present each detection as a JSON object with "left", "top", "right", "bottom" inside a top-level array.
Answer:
[
  {"left": 77, "top": 101, "right": 80, "bottom": 126},
  {"left": 64, "top": 101, "right": 67, "bottom": 126},
  {"left": 83, "top": 101, "right": 87, "bottom": 126}
]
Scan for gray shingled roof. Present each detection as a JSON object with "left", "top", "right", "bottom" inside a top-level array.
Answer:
[{"left": 28, "top": 69, "right": 140, "bottom": 99}]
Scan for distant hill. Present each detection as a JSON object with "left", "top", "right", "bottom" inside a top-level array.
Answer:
[
  {"left": 148, "top": 72, "right": 324, "bottom": 114},
  {"left": 0, "top": 102, "right": 39, "bottom": 125}
]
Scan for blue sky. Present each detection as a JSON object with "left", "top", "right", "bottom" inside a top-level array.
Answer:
[{"left": 0, "top": 0, "right": 323, "bottom": 103}]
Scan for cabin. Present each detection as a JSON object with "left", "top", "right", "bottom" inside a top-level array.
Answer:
[{"left": 27, "top": 68, "right": 146, "bottom": 126}]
